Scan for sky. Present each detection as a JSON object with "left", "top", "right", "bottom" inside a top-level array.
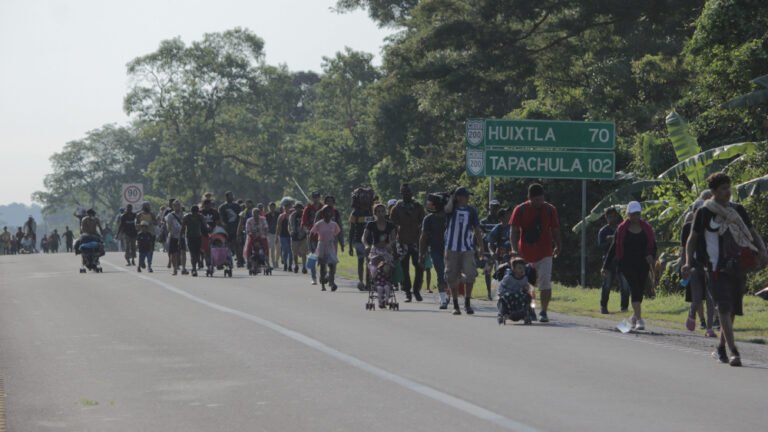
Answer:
[{"left": 0, "top": 0, "right": 393, "bottom": 206}]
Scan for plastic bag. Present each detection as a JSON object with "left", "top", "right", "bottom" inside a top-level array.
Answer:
[
  {"left": 392, "top": 261, "right": 404, "bottom": 285},
  {"left": 306, "top": 253, "right": 317, "bottom": 271}
]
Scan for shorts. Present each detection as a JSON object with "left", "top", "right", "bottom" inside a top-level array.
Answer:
[
  {"left": 530, "top": 256, "right": 553, "bottom": 291},
  {"left": 445, "top": 250, "right": 478, "bottom": 285},
  {"left": 168, "top": 238, "right": 180, "bottom": 254},
  {"left": 708, "top": 271, "right": 746, "bottom": 316},
  {"left": 352, "top": 242, "right": 365, "bottom": 257}
]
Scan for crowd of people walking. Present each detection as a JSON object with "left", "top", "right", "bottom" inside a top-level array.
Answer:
[{"left": 4, "top": 172, "right": 763, "bottom": 367}]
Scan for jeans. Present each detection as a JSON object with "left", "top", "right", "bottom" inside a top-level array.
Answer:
[
  {"left": 399, "top": 243, "right": 423, "bottom": 295},
  {"left": 600, "top": 266, "right": 629, "bottom": 310},
  {"left": 429, "top": 250, "right": 446, "bottom": 293},
  {"left": 139, "top": 250, "right": 154, "bottom": 268},
  {"left": 187, "top": 237, "right": 202, "bottom": 270},
  {"left": 280, "top": 236, "right": 293, "bottom": 269},
  {"left": 124, "top": 235, "right": 137, "bottom": 261}
]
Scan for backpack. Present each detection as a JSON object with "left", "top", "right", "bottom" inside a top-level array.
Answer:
[
  {"left": 351, "top": 187, "right": 375, "bottom": 213},
  {"left": 517, "top": 203, "right": 554, "bottom": 244},
  {"left": 290, "top": 213, "right": 306, "bottom": 241}
]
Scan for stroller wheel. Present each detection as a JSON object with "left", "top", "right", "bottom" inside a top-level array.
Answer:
[
  {"left": 498, "top": 316, "right": 505, "bottom": 325},
  {"left": 79, "top": 268, "right": 86, "bottom": 274}
]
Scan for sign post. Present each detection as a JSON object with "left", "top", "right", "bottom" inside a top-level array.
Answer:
[
  {"left": 121, "top": 184, "right": 144, "bottom": 208},
  {"left": 466, "top": 118, "right": 615, "bottom": 287}
]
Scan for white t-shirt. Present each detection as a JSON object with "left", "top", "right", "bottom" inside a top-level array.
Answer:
[
  {"left": 165, "top": 212, "right": 183, "bottom": 239},
  {"left": 704, "top": 218, "right": 720, "bottom": 271}
]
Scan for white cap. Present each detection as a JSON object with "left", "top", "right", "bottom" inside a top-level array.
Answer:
[{"left": 627, "top": 201, "right": 642, "bottom": 214}]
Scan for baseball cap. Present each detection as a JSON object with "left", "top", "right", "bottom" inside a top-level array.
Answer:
[
  {"left": 627, "top": 201, "right": 642, "bottom": 214},
  {"left": 455, "top": 187, "right": 472, "bottom": 197},
  {"left": 489, "top": 199, "right": 501, "bottom": 206}
]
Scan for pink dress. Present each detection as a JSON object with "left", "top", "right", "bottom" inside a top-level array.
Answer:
[{"left": 310, "top": 220, "right": 340, "bottom": 263}]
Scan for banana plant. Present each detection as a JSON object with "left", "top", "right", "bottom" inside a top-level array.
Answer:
[
  {"left": 665, "top": 111, "right": 702, "bottom": 185},
  {"left": 571, "top": 181, "right": 661, "bottom": 232},
  {"left": 657, "top": 141, "right": 762, "bottom": 185},
  {"left": 722, "top": 74, "right": 768, "bottom": 109},
  {"left": 736, "top": 174, "right": 768, "bottom": 200}
]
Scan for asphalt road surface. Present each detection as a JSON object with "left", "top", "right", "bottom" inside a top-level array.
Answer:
[{"left": 1, "top": 252, "right": 766, "bottom": 432}]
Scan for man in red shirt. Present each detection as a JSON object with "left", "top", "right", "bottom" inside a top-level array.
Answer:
[{"left": 509, "top": 184, "right": 561, "bottom": 323}]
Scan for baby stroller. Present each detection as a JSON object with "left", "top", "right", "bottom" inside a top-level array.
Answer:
[
  {"left": 365, "top": 248, "right": 399, "bottom": 311},
  {"left": 494, "top": 262, "right": 536, "bottom": 325},
  {"left": 247, "top": 236, "right": 272, "bottom": 276},
  {"left": 207, "top": 230, "right": 233, "bottom": 277},
  {"left": 77, "top": 234, "right": 104, "bottom": 273}
]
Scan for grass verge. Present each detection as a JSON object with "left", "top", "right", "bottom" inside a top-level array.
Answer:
[{"left": 337, "top": 253, "right": 768, "bottom": 343}]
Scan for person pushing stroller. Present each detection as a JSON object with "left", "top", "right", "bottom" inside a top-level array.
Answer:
[
  {"left": 363, "top": 203, "right": 399, "bottom": 310},
  {"left": 496, "top": 258, "right": 537, "bottom": 325},
  {"left": 244, "top": 210, "right": 271, "bottom": 275}
]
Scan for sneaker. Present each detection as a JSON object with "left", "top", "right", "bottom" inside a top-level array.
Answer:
[
  {"left": 600, "top": 306, "right": 609, "bottom": 315},
  {"left": 729, "top": 353, "right": 742, "bottom": 367},
  {"left": 686, "top": 316, "right": 696, "bottom": 332},
  {"left": 635, "top": 319, "right": 645, "bottom": 331},
  {"left": 192, "top": 270, "right": 198, "bottom": 277},
  {"left": 452, "top": 308, "right": 461, "bottom": 316},
  {"left": 302, "top": 267, "right": 308, "bottom": 274},
  {"left": 182, "top": 269, "right": 189, "bottom": 275},
  {"left": 705, "top": 329, "right": 717, "bottom": 338},
  {"left": 311, "top": 279, "right": 318, "bottom": 286},
  {"left": 439, "top": 302, "right": 448, "bottom": 310},
  {"left": 539, "top": 311, "right": 549, "bottom": 323},
  {"left": 529, "top": 308, "right": 538, "bottom": 322},
  {"left": 413, "top": 291, "right": 423, "bottom": 302},
  {"left": 137, "top": 267, "right": 142, "bottom": 273},
  {"left": 148, "top": 267, "right": 154, "bottom": 273},
  {"left": 357, "top": 282, "right": 365, "bottom": 291},
  {"left": 331, "top": 283, "right": 338, "bottom": 292},
  {"left": 713, "top": 346, "right": 728, "bottom": 364},
  {"left": 700, "top": 320, "right": 707, "bottom": 330},
  {"left": 465, "top": 304, "right": 474, "bottom": 315},
  {"left": 126, "top": 261, "right": 132, "bottom": 267}
]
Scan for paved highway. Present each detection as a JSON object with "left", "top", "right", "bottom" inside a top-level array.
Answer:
[{"left": 1, "top": 253, "right": 766, "bottom": 432}]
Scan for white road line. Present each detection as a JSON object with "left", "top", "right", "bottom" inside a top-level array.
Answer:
[{"left": 102, "top": 260, "right": 541, "bottom": 432}]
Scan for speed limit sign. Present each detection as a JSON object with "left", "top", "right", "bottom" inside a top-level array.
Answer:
[{"left": 122, "top": 183, "right": 144, "bottom": 207}]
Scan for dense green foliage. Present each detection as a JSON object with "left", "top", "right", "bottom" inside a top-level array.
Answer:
[{"left": 35, "top": 0, "right": 768, "bottom": 289}]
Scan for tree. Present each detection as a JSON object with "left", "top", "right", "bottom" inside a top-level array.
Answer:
[
  {"left": 33, "top": 124, "right": 156, "bottom": 214},
  {"left": 124, "top": 28, "right": 266, "bottom": 201}
]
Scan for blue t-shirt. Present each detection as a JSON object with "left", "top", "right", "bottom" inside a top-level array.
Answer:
[{"left": 445, "top": 206, "right": 480, "bottom": 252}]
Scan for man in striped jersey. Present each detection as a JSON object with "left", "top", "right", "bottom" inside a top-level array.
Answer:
[{"left": 444, "top": 187, "right": 484, "bottom": 315}]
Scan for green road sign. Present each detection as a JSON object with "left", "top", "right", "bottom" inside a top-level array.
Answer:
[
  {"left": 466, "top": 118, "right": 615, "bottom": 150},
  {"left": 467, "top": 149, "right": 616, "bottom": 180}
]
